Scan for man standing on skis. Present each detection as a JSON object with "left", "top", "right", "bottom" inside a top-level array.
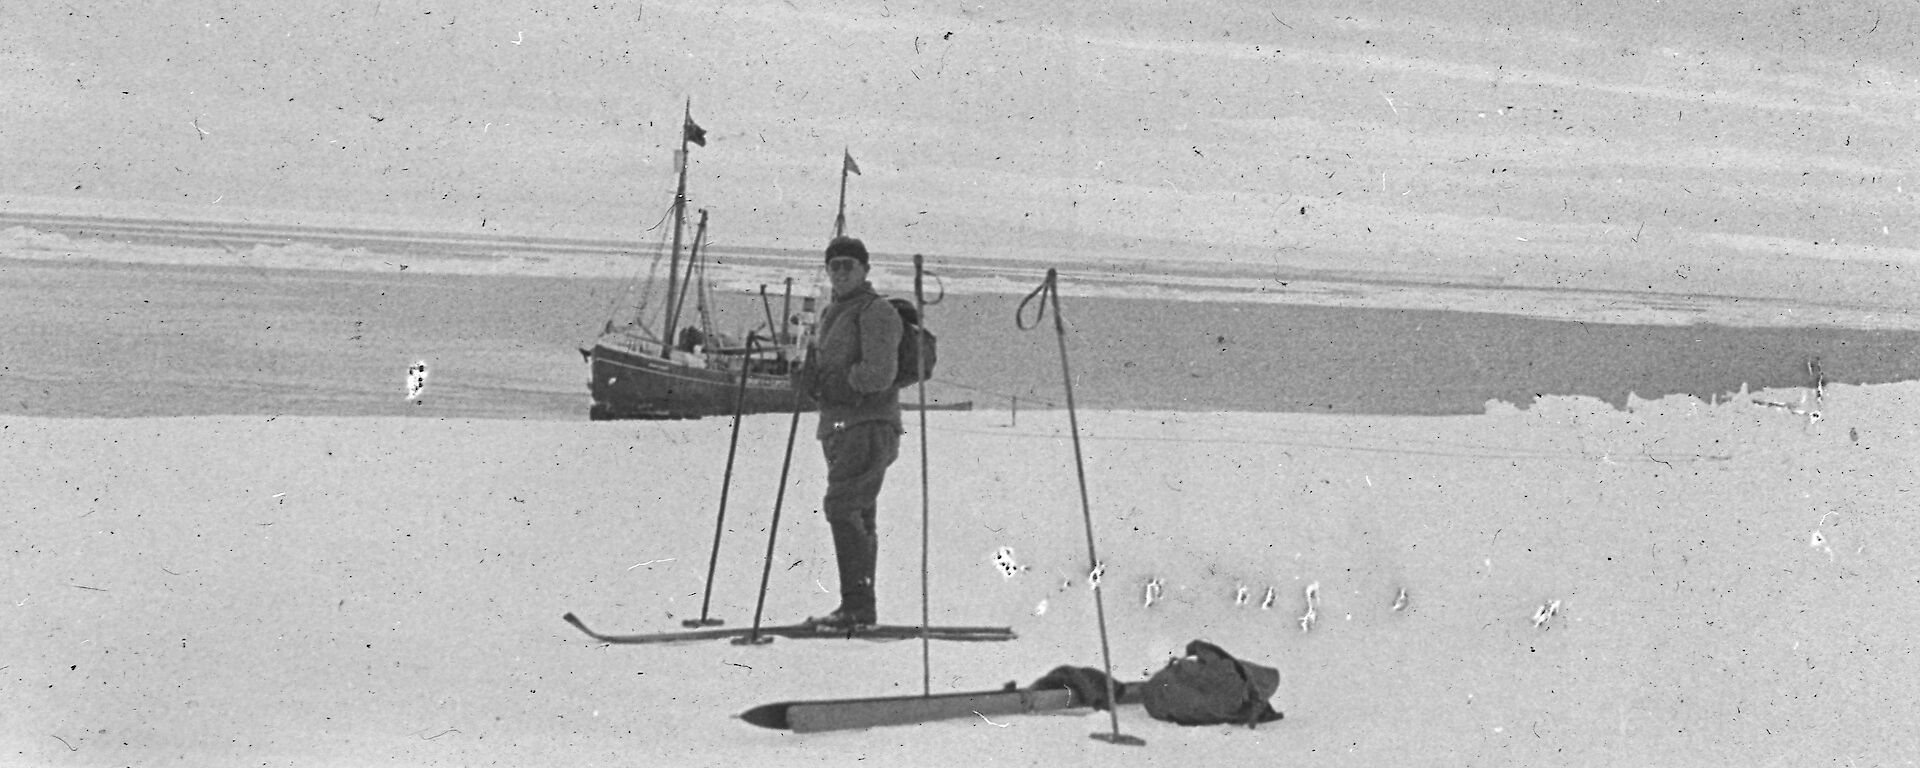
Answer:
[{"left": 799, "top": 235, "right": 903, "bottom": 629}]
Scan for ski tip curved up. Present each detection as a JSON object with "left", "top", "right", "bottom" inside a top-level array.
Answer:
[{"left": 737, "top": 703, "right": 791, "bottom": 730}]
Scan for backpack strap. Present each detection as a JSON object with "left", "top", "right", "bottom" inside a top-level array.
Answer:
[
  {"left": 842, "top": 292, "right": 882, "bottom": 365},
  {"left": 849, "top": 292, "right": 897, "bottom": 352}
]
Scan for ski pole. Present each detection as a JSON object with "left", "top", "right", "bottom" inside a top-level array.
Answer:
[
  {"left": 759, "top": 284, "right": 779, "bottom": 345},
  {"left": 911, "top": 254, "right": 941, "bottom": 696},
  {"left": 686, "top": 334, "right": 760, "bottom": 628},
  {"left": 1015, "top": 269, "right": 1143, "bottom": 747},
  {"left": 737, "top": 351, "right": 811, "bottom": 646}
]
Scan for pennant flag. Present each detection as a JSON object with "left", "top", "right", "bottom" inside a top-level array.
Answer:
[
  {"left": 843, "top": 150, "right": 861, "bottom": 176},
  {"left": 684, "top": 116, "right": 707, "bottom": 147}
]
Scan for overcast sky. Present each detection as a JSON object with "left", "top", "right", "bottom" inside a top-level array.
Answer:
[{"left": 5, "top": 1, "right": 1915, "bottom": 302}]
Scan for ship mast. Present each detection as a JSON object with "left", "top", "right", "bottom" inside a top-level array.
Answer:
[
  {"left": 670, "top": 208, "right": 710, "bottom": 349},
  {"left": 833, "top": 147, "right": 857, "bottom": 238},
  {"left": 662, "top": 98, "right": 694, "bottom": 358}
]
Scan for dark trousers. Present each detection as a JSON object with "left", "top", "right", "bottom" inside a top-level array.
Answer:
[{"left": 820, "top": 421, "right": 900, "bottom": 615}]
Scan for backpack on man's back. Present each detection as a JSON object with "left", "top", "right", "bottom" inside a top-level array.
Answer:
[{"left": 882, "top": 297, "right": 935, "bottom": 388}]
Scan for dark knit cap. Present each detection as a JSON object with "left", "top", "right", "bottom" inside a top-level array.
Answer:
[{"left": 824, "top": 236, "right": 869, "bottom": 265}]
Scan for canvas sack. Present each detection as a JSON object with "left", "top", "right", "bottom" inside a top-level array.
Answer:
[{"left": 1140, "top": 640, "right": 1285, "bottom": 728}]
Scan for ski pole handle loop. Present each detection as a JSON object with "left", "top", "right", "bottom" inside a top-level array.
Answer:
[
  {"left": 911, "top": 254, "right": 946, "bottom": 307},
  {"left": 1015, "top": 269, "right": 1061, "bottom": 333}
]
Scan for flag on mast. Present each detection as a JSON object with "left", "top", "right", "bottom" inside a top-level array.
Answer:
[
  {"left": 843, "top": 150, "right": 861, "bottom": 176},
  {"left": 684, "top": 116, "right": 707, "bottom": 147}
]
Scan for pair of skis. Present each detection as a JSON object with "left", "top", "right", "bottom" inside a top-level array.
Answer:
[
  {"left": 741, "top": 679, "right": 1145, "bottom": 733},
  {"left": 560, "top": 612, "right": 1013, "bottom": 646},
  {"left": 565, "top": 612, "right": 1139, "bottom": 733}
]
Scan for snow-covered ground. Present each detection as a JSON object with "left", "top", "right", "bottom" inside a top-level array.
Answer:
[
  {"left": 7, "top": 223, "right": 1917, "bottom": 332},
  {"left": 6, "top": 384, "right": 1915, "bottom": 766}
]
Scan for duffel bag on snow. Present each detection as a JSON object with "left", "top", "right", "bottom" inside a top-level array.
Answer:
[{"left": 1140, "top": 639, "right": 1284, "bottom": 728}]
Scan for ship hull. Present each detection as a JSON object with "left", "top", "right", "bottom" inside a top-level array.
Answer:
[{"left": 586, "top": 334, "right": 815, "bottom": 420}]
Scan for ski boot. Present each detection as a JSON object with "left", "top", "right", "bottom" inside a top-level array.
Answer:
[{"left": 803, "top": 606, "right": 876, "bottom": 632}]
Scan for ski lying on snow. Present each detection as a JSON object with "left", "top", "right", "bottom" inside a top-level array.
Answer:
[
  {"left": 561, "top": 612, "right": 1015, "bottom": 645},
  {"left": 739, "top": 681, "right": 1145, "bottom": 732}
]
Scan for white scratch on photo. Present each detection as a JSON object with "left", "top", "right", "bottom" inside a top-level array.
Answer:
[
  {"left": 406, "top": 362, "right": 430, "bottom": 402},
  {"left": 1532, "top": 599, "right": 1561, "bottom": 629}
]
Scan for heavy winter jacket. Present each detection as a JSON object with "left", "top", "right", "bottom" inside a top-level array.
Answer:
[{"left": 806, "top": 281, "right": 902, "bottom": 439}]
